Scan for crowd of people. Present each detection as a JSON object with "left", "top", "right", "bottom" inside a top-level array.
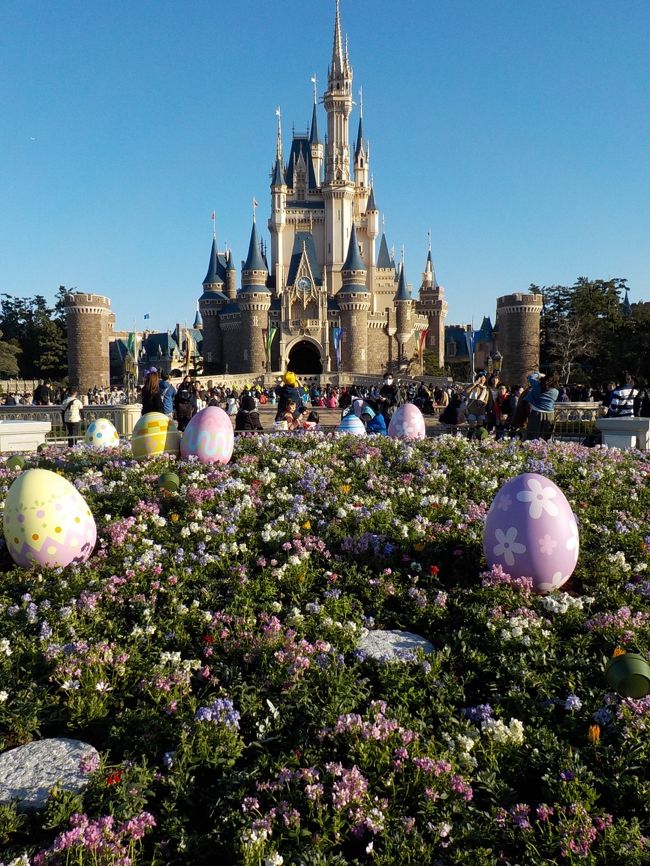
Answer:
[{"left": 3, "top": 367, "right": 648, "bottom": 446}]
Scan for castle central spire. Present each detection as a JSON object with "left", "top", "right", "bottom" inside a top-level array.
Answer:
[{"left": 331, "top": 0, "right": 345, "bottom": 79}]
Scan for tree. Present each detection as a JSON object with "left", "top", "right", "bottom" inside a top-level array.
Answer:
[
  {"left": 547, "top": 318, "right": 594, "bottom": 383},
  {"left": 0, "top": 289, "right": 68, "bottom": 380},
  {"left": 0, "top": 330, "right": 20, "bottom": 377}
]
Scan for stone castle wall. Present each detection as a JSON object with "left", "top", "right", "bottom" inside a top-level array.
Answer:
[
  {"left": 65, "top": 293, "right": 113, "bottom": 392},
  {"left": 495, "top": 292, "right": 543, "bottom": 387}
]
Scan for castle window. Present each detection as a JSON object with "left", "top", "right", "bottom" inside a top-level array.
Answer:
[
  {"left": 244, "top": 349, "right": 248, "bottom": 360},
  {"left": 446, "top": 341, "right": 457, "bottom": 358}
]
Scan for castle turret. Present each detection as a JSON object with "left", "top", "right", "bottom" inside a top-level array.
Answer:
[
  {"left": 395, "top": 262, "right": 414, "bottom": 366},
  {"left": 495, "top": 292, "right": 543, "bottom": 387},
  {"left": 226, "top": 251, "right": 237, "bottom": 301},
  {"left": 309, "top": 91, "right": 323, "bottom": 186},
  {"left": 416, "top": 249, "right": 448, "bottom": 369},
  {"left": 269, "top": 108, "right": 288, "bottom": 293},
  {"left": 199, "top": 237, "right": 228, "bottom": 374},
  {"left": 322, "top": 0, "right": 355, "bottom": 292},
  {"left": 354, "top": 105, "right": 369, "bottom": 190},
  {"left": 239, "top": 219, "right": 271, "bottom": 373},
  {"left": 337, "top": 224, "right": 370, "bottom": 372},
  {"left": 65, "top": 292, "right": 114, "bottom": 392}
]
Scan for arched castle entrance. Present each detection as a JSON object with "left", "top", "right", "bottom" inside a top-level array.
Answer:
[{"left": 286, "top": 338, "right": 323, "bottom": 374}]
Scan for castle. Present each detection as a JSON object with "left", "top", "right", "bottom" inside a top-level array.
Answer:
[
  {"left": 198, "top": 1, "right": 447, "bottom": 378},
  {"left": 65, "top": 2, "right": 545, "bottom": 393}
]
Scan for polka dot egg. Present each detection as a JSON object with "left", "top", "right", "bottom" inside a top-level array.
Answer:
[
  {"left": 483, "top": 472, "right": 579, "bottom": 594},
  {"left": 84, "top": 418, "right": 119, "bottom": 450},
  {"left": 3, "top": 469, "right": 97, "bottom": 568}
]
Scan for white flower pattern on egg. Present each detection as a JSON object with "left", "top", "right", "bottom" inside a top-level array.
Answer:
[
  {"left": 493, "top": 527, "right": 527, "bottom": 567},
  {"left": 516, "top": 477, "right": 559, "bottom": 519}
]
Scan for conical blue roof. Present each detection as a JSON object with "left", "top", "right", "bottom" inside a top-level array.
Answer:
[
  {"left": 342, "top": 224, "right": 366, "bottom": 272},
  {"left": 193, "top": 309, "right": 203, "bottom": 328},
  {"left": 243, "top": 221, "right": 268, "bottom": 272},
  {"left": 376, "top": 233, "right": 392, "bottom": 268},
  {"left": 355, "top": 116, "right": 366, "bottom": 160},
  {"left": 271, "top": 155, "right": 286, "bottom": 187},
  {"left": 203, "top": 237, "right": 224, "bottom": 286},
  {"left": 309, "top": 102, "right": 320, "bottom": 145},
  {"left": 227, "top": 250, "right": 236, "bottom": 271},
  {"left": 395, "top": 263, "right": 411, "bottom": 302},
  {"left": 366, "top": 187, "right": 377, "bottom": 212}
]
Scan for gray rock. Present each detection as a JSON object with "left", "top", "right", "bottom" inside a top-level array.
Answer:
[
  {"left": 358, "top": 629, "right": 434, "bottom": 662},
  {"left": 0, "top": 738, "right": 99, "bottom": 810}
]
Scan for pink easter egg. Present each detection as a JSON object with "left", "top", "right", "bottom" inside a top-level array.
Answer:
[
  {"left": 180, "top": 406, "right": 234, "bottom": 465},
  {"left": 483, "top": 472, "right": 579, "bottom": 594},
  {"left": 352, "top": 399, "right": 367, "bottom": 417},
  {"left": 388, "top": 403, "right": 426, "bottom": 440}
]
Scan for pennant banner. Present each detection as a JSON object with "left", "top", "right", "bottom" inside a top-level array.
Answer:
[
  {"left": 332, "top": 327, "right": 345, "bottom": 369},
  {"left": 419, "top": 328, "right": 429, "bottom": 354},
  {"left": 263, "top": 326, "right": 277, "bottom": 365}
]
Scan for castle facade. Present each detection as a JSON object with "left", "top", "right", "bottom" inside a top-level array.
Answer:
[{"left": 199, "top": 1, "right": 447, "bottom": 377}]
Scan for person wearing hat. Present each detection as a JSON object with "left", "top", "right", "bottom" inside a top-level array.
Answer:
[
  {"left": 275, "top": 371, "right": 305, "bottom": 422},
  {"left": 360, "top": 404, "right": 388, "bottom": 436},
  {"left": 463, "top": 370, "right": 491, "bottom": 439},
  {"left": 235, "top": 394, "right": 264, "bottom": 432}
]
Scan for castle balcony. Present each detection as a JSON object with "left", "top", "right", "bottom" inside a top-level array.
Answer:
[{"left": 285, "top": 318, "right": 323, "bottom": 336}]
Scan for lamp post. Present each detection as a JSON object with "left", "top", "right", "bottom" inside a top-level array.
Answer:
[{"left": 493, "top": 350, "right": 503, "bottom": 375}]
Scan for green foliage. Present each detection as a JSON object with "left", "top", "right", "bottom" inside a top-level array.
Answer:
[
  {"left": 540, "top": 277, "right": 649, "bottom": 383},
  {"left": 0, "top": 287, "right": 68, "bottom": 380},
  {"left": 0, "top": 329, "right": 20, "bottom": 377}
]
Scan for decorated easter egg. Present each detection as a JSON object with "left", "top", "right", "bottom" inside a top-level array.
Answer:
[
  {"left": 3, "top": 469, "right": 97, "bottom": 568},
  {"left": 180, "top": 407, "right": 234, "bottom": 465},
  {"left": 158, "top": 471, "right": 180, "bottom": 493},
  {"left": 6, "top": 455, "right": 25, "bottom": 471},
  {"left": 131, "top": 413, "right": 180, "bottom": 459},
  {"left": 84, "top": 418, "right": 120, "bottom": 450},
  {"left": 483, "top": 472, "right": 579, "bottom": 594},
  {"left": 388, "top": 403, "right": 426, "bottom": 440},
  {"left": 337, "top": 413, "right": 367, "bottom": 436}
]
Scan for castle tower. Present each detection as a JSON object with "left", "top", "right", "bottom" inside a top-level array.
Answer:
[
  {"left": 65, "top": 292, "right": 114, "bottom": 392},
  {"left": 417, "top": 250, "right": 448, "bottom": 369},
  {"left": 309, "top": 88, "right": 323, "bottom": 186},
  {"left": 337, "top": 224, "right": 370, "bottom": 372},
  {"left": 199, "top": 237, "right": 228, "bottom": 374},
  {"left": 226, "top": 251, "right": 237, "bottom": 301},
  {"left": 495, "top": 292, "right": 543, "bottom": 387},
  {"left": 353, "top": 96, "right": 369, "bottom": 191},
  {"left": 395, "top": 263, "right": 414, "bottom": 367},
  {"left": 322, "top": 0, "right": 355, "bottom": 294},
  {"left": 239, "top": 219, "right": 271, "bottom": 373}
]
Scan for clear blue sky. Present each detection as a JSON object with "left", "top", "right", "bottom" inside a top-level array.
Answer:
[{"left": 2, "top": 0, "right": 649, "bottom": 333}]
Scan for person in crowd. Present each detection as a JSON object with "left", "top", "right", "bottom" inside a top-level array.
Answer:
[
  {"left": 360, "top": 405, "right": 388, "bottom": 435},
  {"left": 438, "top": 391, "right": 464, "bottom": 430},
  {"left": 302, "top": 410, "right": 320, "bottom": 431},
  {"left": 634, "top": 378, "right": 650, "bottom": 417},
  {"left": 493, "top": 383, "right": 511, "bottom": 439},
  {"left": 140, "top": 369, "right": 164, "bottom": 415},
  {"left": 274, "top": 398, "right": 300, "bottom": 431},
  {"left": 174, "top": 375, "right": 195, "bottom": 430},
  {"left": 159, "top": 370, "right": 176, "bottom": 419},
  {"left": 61, "top": 388, "right": 84, "bottom": 447},
  {"left": 235, "top": 394, "right": 264, "bottom": 432},
  {"left": 275, "top": 372, "right": 305, "bottom": 422},
  {"left": 378, "top": 373, "right": 399, "bottom": 422},
  {"left": 463, "top": 371, "right": 491, "bottom": 438},
  {"left": 525, "top": 371, "right": 559, "bottom": 440},
  {"left": 33, "top": 380, "right": 51, "bottom": 405},
  {"left": 606, "top": 371, "right": 638, "bottom": 418}
]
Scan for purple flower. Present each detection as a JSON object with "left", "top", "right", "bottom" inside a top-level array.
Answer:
[{"left": 564, "top": 694, "right": 582, "bottom": 712}]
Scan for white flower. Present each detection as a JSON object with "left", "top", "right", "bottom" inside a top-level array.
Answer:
[
  {"left": 438, "top": 822, "right": 452, "bottom": 838},
  {"left": 95, "top": 681, "right": 112, "bottom": 693},
  {"left": 264, "top": 854, "right": 284, "bottom": 866},
  {"left": 0, "top": 638, "right": 11, "bottom": 657},
  {"left": 493, "top": 527, "right": 526, "bottom": 567},
  {"left": 0, "top": 690, "right": 8, "bottom": 703},
  {"left": 516, "top": 477, "right": 559, "bottom": 519}
]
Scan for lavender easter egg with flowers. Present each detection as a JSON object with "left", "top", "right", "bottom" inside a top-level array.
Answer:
[{"left": 483, "top": 472, "right": 579, "bottom": 594}]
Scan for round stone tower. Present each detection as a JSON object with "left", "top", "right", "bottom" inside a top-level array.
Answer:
[
  {"left": 199, "top": 238, "right": 228, "bottom": 374},
  {"left": 238, "top": 219, "right": 271, "bottom": 373},
  {"left": 495, "top": 292, "right": 543, "bottom": 387},
  {"left": 338, "top": 225, "right": 370, "bottom": 373},
  {"left": 65, "top": 292, "right": 114, "bottom": 392}
]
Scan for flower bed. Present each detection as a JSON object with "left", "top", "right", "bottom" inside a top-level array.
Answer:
[{"left": 0, "top": 435, "right": 649, "bottom": 865}]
